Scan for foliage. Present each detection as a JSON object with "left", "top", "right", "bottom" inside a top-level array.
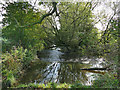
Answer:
[
  {"left": 52, "top": 2, "right": 99, "bottom": 54},
  {"left": 1, "top": 2, "right": 101, "bottom": 53},
  {"left": 9, "top": 74, "right": 119, "bottom": 89},
  {"left": 14, "top": 82, "right": 92, "bottom": 89},
  {"left": 14, "top": 72, "right": 120, "bottom": 88},
  {"left": 2, "top": 2, "right": 47, "bottom": 51},
  {"left": 99, "top": 18, "right": 118, "bottom": 55},
  {"left": 1, "top": 1, "right": 119, "bottom": 89},
  {"left": 2, "top": 46, "right": 34, "bottom": 88},
  {"left": 92, "top": 73, "right": 119, "bottom": 88}
]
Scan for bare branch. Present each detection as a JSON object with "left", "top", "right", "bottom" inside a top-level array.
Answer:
[
  {"left": 71, "top": 2, "right": 90, "bottom": 24},
  {"left": 102, "top": 12, "right": 116, "bottom": 38}
]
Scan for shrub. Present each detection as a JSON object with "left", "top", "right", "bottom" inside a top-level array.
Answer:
[
  {"left": 2, "top": 46, "right": 35, "bottom": 88},
  {"left": 92, "top": 73, "right": 119, "bottom": 88}
]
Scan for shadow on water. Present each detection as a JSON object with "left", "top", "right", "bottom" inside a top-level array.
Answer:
[{"left": 20, "top": 48, "right": 106, "bottom": 85}]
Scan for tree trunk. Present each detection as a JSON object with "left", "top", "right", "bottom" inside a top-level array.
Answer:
[
  {"left": 80, "top": 64, "right": 113, "bottom": 71},
  {"left": 80, "top": 67, "right": 107, "bottom": 70}
]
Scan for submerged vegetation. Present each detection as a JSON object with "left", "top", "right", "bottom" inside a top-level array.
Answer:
[{"left": 1, "top": 1, "right": 120, "bottom": 89}]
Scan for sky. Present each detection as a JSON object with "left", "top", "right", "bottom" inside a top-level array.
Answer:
[
  {"left": 92, "top": 2, "right": 115, "bottom": 31},
  {"left": 0, "top": 0, "right": 117, "bottom": 31}
]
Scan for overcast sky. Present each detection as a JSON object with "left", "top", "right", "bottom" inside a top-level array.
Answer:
[{"left": 92, "top": 2, "right": 115, "bottom": 31}]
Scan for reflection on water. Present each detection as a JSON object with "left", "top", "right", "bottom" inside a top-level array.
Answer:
[
  {"left": 20, "top": 48, "right": 106, "bottom": 85},
  {"left": 37, "top": 49, "right": 64, "bottom": 62}
]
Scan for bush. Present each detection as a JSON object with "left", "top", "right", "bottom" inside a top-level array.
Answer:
[
  {"left": 92, "top": 73, "right": 119, "bottom": 88},
  {"left": 14, "top": 82, "right": 92, "bottom": 89},
  {"left": 2, "top": 46, "right": 35, "bottom": 88}
]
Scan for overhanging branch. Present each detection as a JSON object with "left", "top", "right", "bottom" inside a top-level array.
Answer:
[{"left": 18, "top": 2, "right": 57, "bottom": 28}]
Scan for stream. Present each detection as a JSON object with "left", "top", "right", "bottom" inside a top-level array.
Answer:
[{"left": 20, "top": 48, "right": 107, "bottom": 85}]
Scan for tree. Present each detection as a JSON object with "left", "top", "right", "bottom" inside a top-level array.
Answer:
[
  {"left": 2, "top": 2, "right": 46, "bottom": 51},
  {"left": 99, "top": 2, "right": 120, "bottom": 86},
  {"left": 52, "top": 2, "right": 99, "bottom": 53},
  {"left": 1, "top": 1, "right": 59, "bottom": 51},
  {"left": 117, "top": 2, "right": 120, "bottom": 87}
]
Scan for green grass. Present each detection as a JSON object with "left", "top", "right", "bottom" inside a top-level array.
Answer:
[{"left": 10, "top": 82, "right": 91, "bottom": 89}]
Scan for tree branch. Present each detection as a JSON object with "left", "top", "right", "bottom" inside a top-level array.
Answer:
[
  {"left": 18, "top": 2, "right": 57, "bottom": 28},
  {"left": 100, "top": 12, "right": 116, "bottom": 43}
]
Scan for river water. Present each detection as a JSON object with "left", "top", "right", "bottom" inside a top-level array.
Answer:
[{"left": 20, "top": 48, "right": 107, "bottom": 85}]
